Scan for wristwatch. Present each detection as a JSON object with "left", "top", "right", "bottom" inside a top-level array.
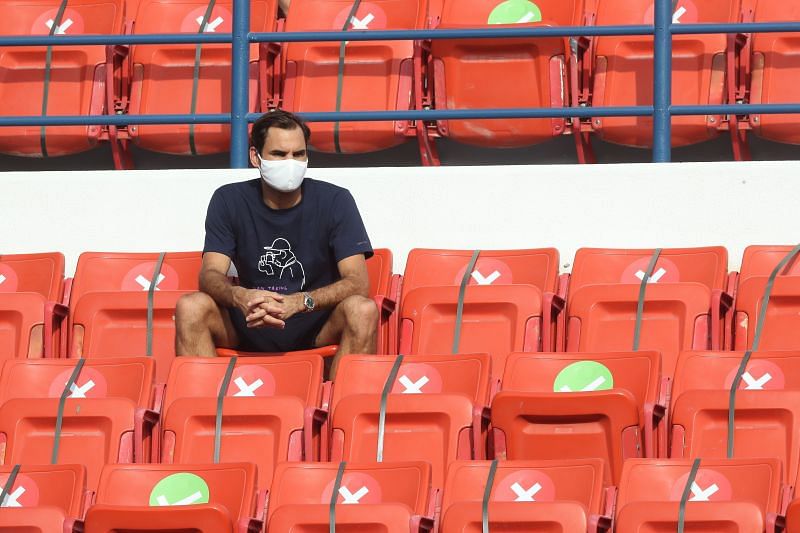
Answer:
[{"left": 302, "top": 292, "right": 315, "bottom": 313}]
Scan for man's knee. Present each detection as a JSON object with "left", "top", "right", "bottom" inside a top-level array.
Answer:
[
  {"left": 341, "top": 295, "right": 379, "bottom": 333},
  {"left": 175, "top": 292, "right": 218, "bottom": 328}
]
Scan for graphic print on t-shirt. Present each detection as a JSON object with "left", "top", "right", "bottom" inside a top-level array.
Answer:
[{"left": 257, "top": 237, "right": 306, "bottom": 292}]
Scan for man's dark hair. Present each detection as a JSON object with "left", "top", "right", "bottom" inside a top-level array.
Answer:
[{"left": 250, "top": 109, "right": 311, "bottom": 153}]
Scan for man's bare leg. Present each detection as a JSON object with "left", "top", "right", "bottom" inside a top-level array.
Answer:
[
  {"left": 175, "top": 292, "right": 239, "bottom": 356},
  {"left": 314, "top": 295, "right": 379, "bottom": 377}
]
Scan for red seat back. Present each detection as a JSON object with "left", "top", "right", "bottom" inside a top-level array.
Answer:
[
  {"left": 85, "top": 463, "right": 258, "bottom": 531},
  {"left": 0, "top": 463, "right": 86, "bottom": 517},
  {"left": 0, "top": 252, "right": 64, "bottom": 301},
  {"left": 618, "top": 458, "right": 783, "bottom": 519},
  {"left": 70, "top": 251, "right": 202, "bottom": 303},
  {"left": 569, "top": 247, "right": 728, "bottom": 294},
  {"left": 442, "top": 459, "right": 606, "bottom": 513},
  {"left": 268, "top": 461, "right": 432, "bottom": 522},
  {"left": 0, "top": 357, "right": 154, "bottom": 408},
  {"left": 402, "top": 248, "right": 560, "bottom": 301},
  {"left": 332, "top": 353, "right": 491, "bottom": 407}
]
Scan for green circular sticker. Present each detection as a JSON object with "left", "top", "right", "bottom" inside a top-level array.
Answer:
[
  {"left": 149, "top": 473, "right": 210, "bottom": 507},
  {"left": 553, "top": 361, "right": 614, "bottom": 393},
  {"left": 487, "top": 0, "right": 542, "bottom": 25}
]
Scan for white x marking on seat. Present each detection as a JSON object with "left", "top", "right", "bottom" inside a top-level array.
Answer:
[
  {"left": 136, "top": 273, "right": 165, "bottom": 290},
  {"left": 741, "top": 371, "right": 772, "bottom": 390},
  {"left": 69, "top": 379, "right": 95, "bottom": 398},
  {"left": 0, "top": 274, "right": 6, "bottom": 285},
  {"left": 471, "top": 269, "right": 501, "bottom": 285},
  {"left": 350, "top": 13, "right": 374, "bottom": 29},
  {"left": 46, "top": 18, "right": 73, "bottom": 34},
  {"left": 196, "top": 15, "right": 224, "bottom": 32},
  {"left": 233, "top": 376, "right": 264, "bottom": 397},
  {"left": 689, "top": 482, "right": 719, "bottom": 501},
  {"left": 339, "top": 485, "right": 368, "bottom": 504},
  {"left": 510, "top": 482, "right": 541, "bottom": 502},
  {"left": 635, "top": 267, "right": 667, "bottom": 283},
  {"left": 398, "top": 375, "right": 429, "bottom": 394},
  {"left": 673, "top": 6, "right": 687, "bottom": 23},
  {"left": 0, "top": 486, "right": 25, "bottom": 507}
]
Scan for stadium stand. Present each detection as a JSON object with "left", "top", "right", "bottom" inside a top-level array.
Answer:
[{"left": 6, "top": 0, "right": 800, "bottom": 529}]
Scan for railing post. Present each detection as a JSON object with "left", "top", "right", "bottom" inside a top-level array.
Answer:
[
  {"left": 230, "top": 0, "right": 250, "bottom": 168},
  {"left": 653, "top": 0, "right": 672, "bottom": 162}
]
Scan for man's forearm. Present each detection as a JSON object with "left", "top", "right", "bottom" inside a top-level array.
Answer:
[
  {"left": 306, "top": 276, "right": 368, "bottom": 311},
  {"left": 200, "top": 269, "right": 242, "bottom": 308}
]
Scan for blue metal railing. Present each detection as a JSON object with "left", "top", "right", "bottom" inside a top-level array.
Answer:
[{"left": 1, "top": 0, "right": 800, "bottom": 166}]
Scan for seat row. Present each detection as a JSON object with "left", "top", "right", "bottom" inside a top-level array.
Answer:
[
  {"left": 1, "top": 0, "right": 797, "bottom": 167},
  {"left": 3, "top": 245, "right": 800, "bottom": 382},
  {"left": 3, "top": 349, "right": 800, "bottom": 532},
  {"left": 5, "top": 458, "right": 800, "bottom": 532}
]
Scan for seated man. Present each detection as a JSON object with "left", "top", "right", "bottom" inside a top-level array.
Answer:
[{"left": 175, "top": 109, "right": 377, "bottom": 377}]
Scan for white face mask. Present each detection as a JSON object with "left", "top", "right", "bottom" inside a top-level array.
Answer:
[{"left": 257, "top": 156, "right": 308, "bottom": 193}]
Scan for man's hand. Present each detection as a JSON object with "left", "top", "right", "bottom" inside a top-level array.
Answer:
[
  {"left": 233, "top": 287, "right": 287, "bottom": 329},
  {"left": 269, "top": 292, "right": 306, "bottom": 322}
]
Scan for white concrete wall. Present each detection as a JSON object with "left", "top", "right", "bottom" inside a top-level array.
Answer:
[{"left": 1, "top": 161, "right": 798, "bottom": 275}]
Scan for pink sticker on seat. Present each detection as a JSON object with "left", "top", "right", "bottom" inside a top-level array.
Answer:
[
  {"left": 121, "top": 262, "right": 180, "bottom": 291},
  {"left": 322, "top": 472, "right": 383, "bottom": 504},
  {"left": 493, "top": 470, "right": 556, "bottom": 502}
]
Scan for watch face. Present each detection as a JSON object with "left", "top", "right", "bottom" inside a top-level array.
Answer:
[{"left": 304, "top": 294, "right": 314, "bottom": 310}]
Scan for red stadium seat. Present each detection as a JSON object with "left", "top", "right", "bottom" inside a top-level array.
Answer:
[
  {"left": 161, "top": 354, "right": 325, "bottom": 491},
  {"left": 0, "top": 358, "right": 155, "bottom": 492},
  {"left": 734, "top": 245, "right": 800, "bottom": 351},
  {"left": 670, "top": 350, "right": 800, "bottom": 486},
  {"left": 747, "top": 0, "right": 800, "bottom": 145},
  {"left": 83, "top": 463, "right": 261, "bottom": 533},
  {"left": 281, "top": 0, "right": 426, "bottom": 154},
  {"left": 68, "top": 252, "right": 202, "bottom": 382},
  {"left": 492, "top": 351, "right": 663, "bottom": 484},
  {"left": 616, "top": 458, "right": 785, "bottom": 533},
  {"left": 329, "top": 353, "right": 491, "bottom": 487},
  {"left": 267, "top": 461, "right": 435, "bottom": 531},
  {"left": 428, "top": 0, "right": 582, "bottom": 148},
  {"left": 566, "top": 247, "right": 730, "bottom": 378},
  {"left": 127, "top": 0, "right": 278, "bottom": 155},
  {"left": 670, "top": 390, "right": 800, "bottom": 486},
  {"left": 0, "top": 464, "right": 87, "bottom": 533},
  {"left": 0, "top": 252, "right": 65, "bottom": 359},
  {"left": 0, "top": 0, "right": 123, "bottom": 157},
  {"left": 586, "top": 0, "right": 739, "bottom": 147},
  {"left": 440, "top": 459, "right": 610, "bottom": 533}
]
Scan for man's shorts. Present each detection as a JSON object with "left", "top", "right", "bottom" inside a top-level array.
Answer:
[{"left": 229, "top": 306, "right": 332, "bottom": 353}]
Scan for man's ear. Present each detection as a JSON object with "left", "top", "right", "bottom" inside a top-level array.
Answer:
[{"left": 249, "top": 147, "right": 260, "bottom": 168}]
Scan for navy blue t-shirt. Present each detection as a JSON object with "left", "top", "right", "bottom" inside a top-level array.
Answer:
[{"left": 203, "top": 177, "right": 373, "bottom": 351}]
